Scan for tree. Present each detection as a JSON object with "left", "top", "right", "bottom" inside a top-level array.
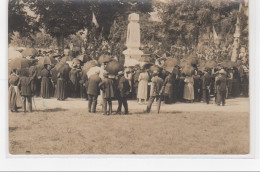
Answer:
[
  {"left": 29, "top": 0, "right": 93, "bottom": 53},
  {"left": 8, "top": 0, "right": 38, "bottom": 42},
  {"left": 155, "top": 0, "right": 242, "bottom": 48}
]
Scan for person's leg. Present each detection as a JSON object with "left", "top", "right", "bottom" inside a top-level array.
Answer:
[
  {"left": 108, "top": 99, "right": 112, "bottom": 115},
  {"left": 117, "top": 97, "right": 122, "bottom": 114},
  {"left": 202, "top": 89, "right": 206, "bottom": 103},
  {"left": 146, "top": 96, "right": 155, "bottom": 113},
  {"left": 103, "top": 98, "right": 107, "bottom": 115},
  {"left": 92, "top": 95, "right": 98, "bottom": 113},
  {"left": 206, "top": 89, "right": 210, "bottom": 104},
  {"left": 88, "top": 94, "right": 93, "bottom": 112},
  {"left": 27, "top": 96, "right": 32, "bottom": 112},
  {"left": 21, "top": 96, "right": 26, "bottom": 112},
  {"left": 222, "top": 91, "right": 226, "bottom": 106},
  {"left": 122, "top": 97, "right": 128, "bottom": 114}
]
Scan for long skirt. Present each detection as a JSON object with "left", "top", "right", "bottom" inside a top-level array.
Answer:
[
  {"left": 56, "top": 79, "right": 66, "bottom": 100},
  {"left": 232, "top": 79, "right": 240, "bottom": 97},
  {"left": 8, "top": 85, "right": 22, "bottom": 111},
  {"left": 183, "top": 83, "right": 194, "bottom": 101},
  {"left": 41, "top": 77, "right": 51, "bottom": 98},
  {"left": 137, "top": 80, "right": 148, "bottom": 100}
]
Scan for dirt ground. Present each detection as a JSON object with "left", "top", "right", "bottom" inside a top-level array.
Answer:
[{"left": 9, "top": 97, "right": 249, "bottom": 154}]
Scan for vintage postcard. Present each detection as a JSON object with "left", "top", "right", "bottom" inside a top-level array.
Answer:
[{"left": 8, "top": 0, "right": 249, "bottom": 155}]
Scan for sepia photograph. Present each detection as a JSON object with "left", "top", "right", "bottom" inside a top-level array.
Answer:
[{"left": 8, "top": 0, "right": 249, "bottom": 155}]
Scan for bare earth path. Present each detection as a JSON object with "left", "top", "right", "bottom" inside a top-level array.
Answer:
[{"left": 9, "top": 97, "right": 249, "bottom": 154}]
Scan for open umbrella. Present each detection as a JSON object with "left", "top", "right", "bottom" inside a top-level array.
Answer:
[
  {"left": 61, "top": 56, "right": 73, "bottom": 63},
  {"left": 205, "top": 60, "right": 217, "bottom": 69},
  {"left": 182, "top": 65, "right": 195, "bottom": 76},
  {"left": 98, "top": 54, "right": 111, "bottom": 64},
  {"left": 150, "top": 65, "right": 160, "bottom": 72},
  {"left": 221, "top": 60, "right": 234, "bottom": 68},
  {"left": 22, "top": 48, "right": 38, "bottom": 57},
  {"left": 165, "top": 66, "right": 174, "bottom": 73},
  {"left": 164, "top": 58, "right": 180, "bottom": 67},
  {"left": 180, "top": 59, "right": 190, "bottom": 67},
  {"left": 87, "top": 66, "right": 101, "bottom": 78},
  {"left": 105, "top": 60, "right": 124, "bottom": 75},
  {"left": 82, "top": 60, "right": 98, "bottom": 73},
  {"left": 139, "top": 56, "right": 151, "bottom": 62},
  {"left": 8, "top": 47, "right": 22, "bottom": 61},
  {"left": 9, "top": 58, "right": 31, "bottom": 71},
  {"left": 187, "top": 54, "right": 198, "bottom": 65},
  {"left": 38, "top": 56, "right": 56, "bottom": 66},
  {"left": 77, "top": 54, "right": 91, "bottom": 63}
]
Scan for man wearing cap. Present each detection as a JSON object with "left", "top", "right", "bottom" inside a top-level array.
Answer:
[
  {"left": 215, "top": 69, "right": 227, "bottom": 106},
  {"left": 87, "top": 71, "right": 102, "bottom": 113},
  {"left": 99, "top": 71, "right": 115, "bottom": 115},
  {"left": 116, "top": 71, "right": 130, "bottom": 115},
  {"left": 146, "top": 71, "right": 163, "bottom": 113}
]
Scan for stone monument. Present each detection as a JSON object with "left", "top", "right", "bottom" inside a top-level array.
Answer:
[{"left": 123, "top": 13, "right": 144, "bottom": 67}]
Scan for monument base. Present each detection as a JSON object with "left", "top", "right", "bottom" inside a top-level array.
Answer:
[{"left": 123, "top": 48, "right": 144, "bottom": 67}]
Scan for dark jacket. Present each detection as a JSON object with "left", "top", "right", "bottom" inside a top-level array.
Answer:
[
  {"left": 18, "top": 76, "right": 33, "bottom": 96},
  {"left": 117, "top": 75, "right": 130, "bottom": 97},
  {"left": 99, "top": 78, "right": 115, "bottom": 99},
  {"left": 87, "top": 74, "right": 101, "bottom": 96},
  {"left": 216, "top": 75, "right": 227, "bottom": 92},
  {"left": 202, "top": 72, "right": 211, "bottom": 90}
]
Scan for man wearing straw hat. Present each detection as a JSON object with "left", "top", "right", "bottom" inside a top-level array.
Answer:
[{"left": 215, "top": 69, "right": 227, "bottom": 106}]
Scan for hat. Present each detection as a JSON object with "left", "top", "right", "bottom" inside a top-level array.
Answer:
[
  {"left": 153, "top": 70, "right": 159, "bottom": 76},
  {"left": 219, "top": 69, "right": 226, "bottom": 74},
  {"left": 103, "top": 71, "right": 109, "bottom": 77},
  {"left": 118, "top": 71, "right": 124, "bottom": 75}
]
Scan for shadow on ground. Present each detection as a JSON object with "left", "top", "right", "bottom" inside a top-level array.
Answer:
[{"left": 36, "top": 108, "right": 68, "bottom": 113}]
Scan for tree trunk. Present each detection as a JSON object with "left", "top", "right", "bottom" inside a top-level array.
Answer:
[{"left": 56, "top": 34, "right": 64, "bottom": 54}]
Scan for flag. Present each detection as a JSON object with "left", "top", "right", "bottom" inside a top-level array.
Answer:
[
  {"left": 213, "top": 25, "right": 219, "bottom": 45},
  {"left": 92, "top": 12, "right": 99, "bottom": 28}
]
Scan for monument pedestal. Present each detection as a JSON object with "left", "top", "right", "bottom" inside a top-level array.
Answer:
[{"left": 123, "top": 48, "right": 144, "bottom": 67}]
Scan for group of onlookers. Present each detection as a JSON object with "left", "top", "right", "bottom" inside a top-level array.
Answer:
[{"left": 8, "top": 54, "right": 249, "bottom": 114}]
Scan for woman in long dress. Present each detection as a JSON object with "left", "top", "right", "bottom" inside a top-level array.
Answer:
[
  {"left": 9, "top": 70, "right": 22, "bottom": 112},
  {"left": 69, "top": 65, "right": 80, "bottom": 98},
  {"left": 40, "top": 65, "right": 51, "bottom": 98},
  {"left": 183, "top": 75, "right": 194, "bottom": 102},
  {"left": 56, "top": 72, "right": 66, "bottom": 100},
  {"left": 163, "top": 72, "right": 174, "bottom": 104},
  {"left": 137, "top": 69, "right": 149, "bottom": 103}
]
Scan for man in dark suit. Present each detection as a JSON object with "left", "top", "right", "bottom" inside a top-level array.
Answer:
[
  {"left": 202, "top": 69, "right": 212, "bottom": 104},
  {"left": 18, "top": 70, "right": 33, "bottom": 113},
  {"left": 216, "top": 69, "right": 227, "bottom": 106},
  {"left": 86, "top": 71, "right": 101, "bottom": 113},
  {"left": 116, "top": 71, "right": 130, "bottom": 115}
]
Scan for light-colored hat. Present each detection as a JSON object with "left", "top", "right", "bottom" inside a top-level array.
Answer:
[
  {"left": 103, "top": 71, "right": 109, "bottom": 77},
  {"left": 118, "top": 71, "right": 124, "bottom": 75},
  {"left": 219, "top": 69, "right": 226, "bottom": 74}
]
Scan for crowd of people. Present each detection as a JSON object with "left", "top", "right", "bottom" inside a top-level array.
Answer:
[{"left": 8, "top": 50, "right": 249, "bottom": 115}]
